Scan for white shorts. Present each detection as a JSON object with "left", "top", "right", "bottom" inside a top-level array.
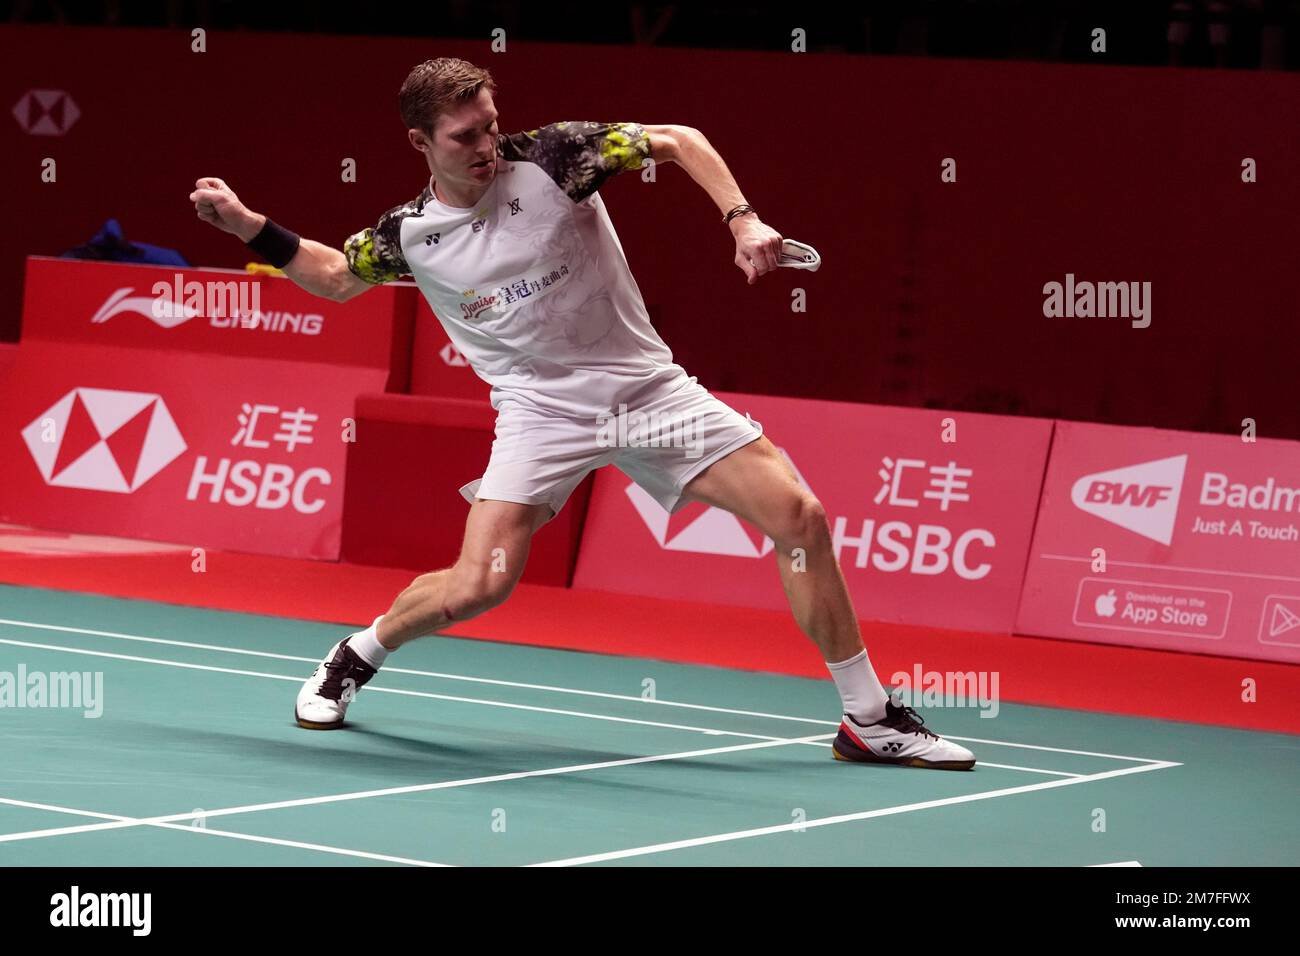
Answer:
[{"left": 459, "top": 376, "right": 764, "bottom": 520}]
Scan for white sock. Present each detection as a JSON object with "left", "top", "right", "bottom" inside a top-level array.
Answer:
[
  {"left": 347, "top": 615, "right": 390, "bottom": 669},
  {"left": 826, "top": 649, "right": 889, "bottom": 724}
]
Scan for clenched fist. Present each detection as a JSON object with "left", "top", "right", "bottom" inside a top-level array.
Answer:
[
  {"left": 189, "top": 178, "right": 265, "bottom": 242},
  {"left": 730, "top": 215, "right": 784, "bottom": 285}
]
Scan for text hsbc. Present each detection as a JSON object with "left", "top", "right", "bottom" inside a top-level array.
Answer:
[
  {"left": 186, "top": 457, "right": 330, "bottom": 513},
  {"left": 1082, "top": 482, "right": 1172, "bottom": 507},
  {"left": 831, "top": 518, "right": 994, "bottom": 579}
]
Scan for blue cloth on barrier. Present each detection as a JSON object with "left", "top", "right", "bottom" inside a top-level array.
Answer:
[{"left": 60, "top": 218, "right": 190, "bottom": 267}]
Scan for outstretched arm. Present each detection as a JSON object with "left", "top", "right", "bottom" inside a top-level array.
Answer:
[
  {"left": 190, "top": 177, "right": 372, "bottom": 303},
  {"left": 643, "top": 125, "right": 785, "bottom": 285}
]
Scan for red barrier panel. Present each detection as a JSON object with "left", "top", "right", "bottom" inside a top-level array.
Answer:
[
  {"left": 0, "top": 258, "right": 415, "bottom": 559},
  {"left": 1016, "top": 421, "right": 1300, "bottom": 663},
  {"left": 20, "top": 257, "right": 413, "bottom": 386},
  {"left": 409, "top": 295, "right": 491, "bottom": 402},
  {"left": 572, "top": 392, "right": 1053, "bottom": 632},
  {"left": 0, "top": 343, "right": 16, "bottom": 385},
  {"left": 340, "top": 393, "right": 590, "bottom": 586}
]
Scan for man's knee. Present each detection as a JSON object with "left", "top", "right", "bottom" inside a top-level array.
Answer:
[
  {"left": 443, "top": 563, "right": 521, "bottom": 621},
  {"left": 767, "top": 494, "right": 830, "bottom": 550}
]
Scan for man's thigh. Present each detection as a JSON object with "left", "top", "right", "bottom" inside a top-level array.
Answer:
[
  {"left": 678, "top": 434, "right": 807, "bottom": 529},
  {"left": 613, "top": 382, "right": 765, "bottom": 515},
  {"left": 456, "top": 498, "right": 554, "bottom": 579}
]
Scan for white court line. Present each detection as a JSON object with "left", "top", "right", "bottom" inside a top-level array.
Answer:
[
  {"left": 0, "top": 795, "right": 448, "bottom": 866},
  {"left": 977, "top": 763, "right": 1082, "bottom": 778},
  {"left": 1090, "top": 860, "right": 1144, "bottom": 867},
  {"left": 0, "top": 636, "right": 825, "bottom": 747},
  {"left": 0, "top": 734, "right": 834, "bottom": 846},
  {"left": 0, "top": 618, "right": 1176, "bottom": 764},
  {"left": 0, "top": 626, "right": 1175, "bottom": 863},
  {"left": 943, "top": 736, "right": 1170, "bottom": 763},
  {"left": 528, "top": 760, "right": 1181, "bottom": 867},
  {"left": 0, "top": 617, "right": 835, "bottom": 727}
]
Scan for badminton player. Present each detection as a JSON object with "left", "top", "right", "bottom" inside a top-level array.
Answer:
[{"left": 190, "top": 57, "right": 975, "bottom": 770}]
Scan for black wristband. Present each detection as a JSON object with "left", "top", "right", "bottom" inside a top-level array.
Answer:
[
  {"left": 245, "top": 218, "right": 301, "bottom": 268},
  {"left": 723, "top": 204, "right": 756, "bottom": 225}
]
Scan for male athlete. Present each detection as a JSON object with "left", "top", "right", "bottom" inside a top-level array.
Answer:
[{"left": 190, "top": 58, "right": 975, "bottom": 770}]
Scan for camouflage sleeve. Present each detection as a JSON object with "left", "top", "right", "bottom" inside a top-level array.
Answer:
[
  {"left": 343, "top": 196, "right": 421, "bottom": 284},
  {"left": 498, "top": 121, "right": 650, "bottom": 204}
]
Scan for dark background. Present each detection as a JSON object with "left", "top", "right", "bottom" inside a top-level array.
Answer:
[{"left": 3, "top": 2, "right": 1296, "bottom": 437}]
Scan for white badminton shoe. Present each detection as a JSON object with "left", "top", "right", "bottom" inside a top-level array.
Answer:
[
  {"left": 778, "top": 238, "right": 821, "bottom": 271},
  {"left": 832, "top": 697, "right": 976, "bottom": 770},
  {"left": 294, "top": 637, "right": 378, "bottom": 730}
]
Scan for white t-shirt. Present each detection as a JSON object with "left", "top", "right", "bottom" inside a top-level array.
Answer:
[{"left": 344, "top": 121, "right": 690, "bottom": 420}]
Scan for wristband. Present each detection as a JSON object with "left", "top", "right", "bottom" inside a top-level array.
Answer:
[
  {"left": 245, "top": 218, "right": 301, "bottom": 268},
  {"left": 723, "top": 204, "right": 756, "bottom": 225}
]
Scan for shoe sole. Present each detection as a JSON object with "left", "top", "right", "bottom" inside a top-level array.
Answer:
[
  {"left": 294, "top": 706, "right": 344, "bottom": 730},
  {"left": 832, "top": 735, "right": 975, "bottom": 771}
]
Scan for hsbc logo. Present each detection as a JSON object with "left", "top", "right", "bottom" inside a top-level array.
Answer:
[
  {"left": 22, "top": 388, "right": 187, "bottom": 493},
  {"left": 440, "top": 343, "right": 469, "bottom": 367},
  {"left": 12, "top": 89, "right": 80, "bottom": 136},
  {"left": 626, "top": 449, "right": 811, "bottom": 558},
  {"left": 1070, "top": 454, "right": 1187, "bottom": 545}
]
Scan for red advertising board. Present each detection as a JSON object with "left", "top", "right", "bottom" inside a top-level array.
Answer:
[
  {"left": 1016, "top": 421, "right": 1300, "bottom": 663},
  {"left": 0, "top": 258, "right": 414, "bottom": 559},
  {"left": 409, "top": 293, "right": 491, "bottom": 401},
  {"left": 572, "top": 392, "right": 1053, "bottom": 632}
]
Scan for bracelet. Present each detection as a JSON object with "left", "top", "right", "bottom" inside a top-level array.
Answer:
[
  {"left": 723, "top": 204, "right": 756, "bottom": 225},
  {"left": 245, "top": 218, "right": 301, "bottom": 268}
]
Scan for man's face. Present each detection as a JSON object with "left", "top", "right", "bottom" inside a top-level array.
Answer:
[{"left": 415, "top": 87, "right": 500, "bottom": 189}]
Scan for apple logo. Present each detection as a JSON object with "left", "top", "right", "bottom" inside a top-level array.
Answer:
[{"left": 1095, "top": 589, "right": 1118, "bottom": 618}]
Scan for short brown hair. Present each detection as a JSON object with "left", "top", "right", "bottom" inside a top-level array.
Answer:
[{"left": 399, "top": 58, "right": 497, "bottom": 134}]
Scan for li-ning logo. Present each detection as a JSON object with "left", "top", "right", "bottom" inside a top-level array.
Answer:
[
  {"left": 22, "top": 388, "right": 187, "bottom": 492},
  {"left": 626, "top": 437, "right": 808, "bottom": 559},
  {"left": 1070, "top": 455, "right": 1188, "bottom": 545},
  {"left": 90, "top": 285, "right": 322, "bottom": 335},
  {"left": 91, "top": 287, "right": 202, "bottom": 329}
]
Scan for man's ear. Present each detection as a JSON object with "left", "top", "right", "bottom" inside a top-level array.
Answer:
[{"left": 408, "top": 128, "right": 431, "bottom": 153}]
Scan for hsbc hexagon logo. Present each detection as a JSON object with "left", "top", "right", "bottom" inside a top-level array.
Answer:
[
  {"left": 12, "top": 89, "right": 80, "bottom": 136},
  {"left": 626, "top": 447, "right": 812, "bottom": 558},
  {"left": 22, "top": 388, "right": 187, "bottom": 492},
  {"left": 440, "top": 343, "right": 469, "bottom": 367}
]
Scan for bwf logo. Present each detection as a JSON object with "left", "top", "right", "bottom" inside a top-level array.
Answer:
[
  {"left": 49, "top": 886, "right": 151, "bottom": 936},
  {"left": 1070, "top": 455, "right": 1188, "bottom": 545}
]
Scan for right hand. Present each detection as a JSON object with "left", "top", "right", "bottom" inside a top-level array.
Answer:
[{"left": 190, "top": 177, "right": 265, "bottom": 242}]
